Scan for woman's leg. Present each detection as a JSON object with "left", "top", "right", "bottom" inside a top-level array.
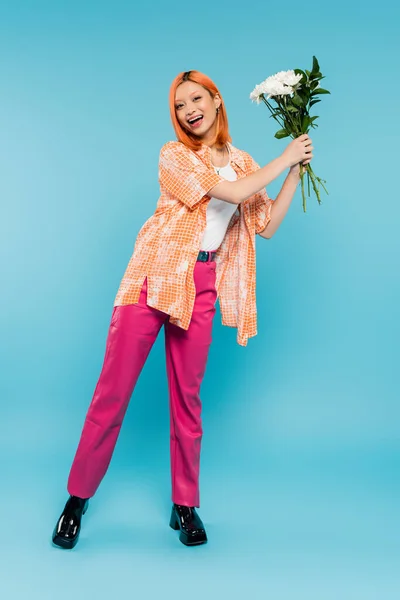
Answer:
[
  {"left": 67, "top": 277, "right": 167, "bottom": 499},
  {"left": 164, "top": 260, "right": 218, "bottom": 508}
]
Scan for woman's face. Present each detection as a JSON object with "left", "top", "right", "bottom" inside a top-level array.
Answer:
[{"left": 174, "top": 81, "right": 221, "bottom": 140}]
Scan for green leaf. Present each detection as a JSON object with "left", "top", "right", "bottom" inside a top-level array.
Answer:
[
  {"left": 294, "top": 68, "right": 307, "bottom": 83},
  {"left": 292, "top": 94, "right": 303, "bottom": 106},
  {"left": 298, "top": 85, "right": 310, "bottom": 96},
  {"left": 301, "top": 115, "right": 311, "bottom": 133},
  {"left": 274, "top": 129, "right": 290, "bottom": 139},
  {"left": 311, "top": 88, "right": 330, "bottom": 95},
  {"left": 310, "top": 116, "right": 319, "bottom": 122},
  {"left": 312, "top": 56, "right": 320, "bottom": 74},
  {"left": 286, "top": 105, "right": 299, "bottom": 112},
  {"left": 309, "top": 98, "right": 321, "bottom": 107},
  {"left": 298, "top": 91, "right": 311, "bottom": 106},
  {"left": 305, "top": 69, "right": 311, "bottom": 77},
  {"left": 310, "top": 80, "right": 320, "bottom": 89},
  {"left": 310, "top": 71, "right": 323, "bottom": 80}
]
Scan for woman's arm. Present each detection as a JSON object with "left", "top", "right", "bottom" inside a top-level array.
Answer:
[
  {"left": 258, "top": 167, "right": 300, "bottom": 239},
  {"left": 209, "top": 134, "right": 312, "bottom": 205}
]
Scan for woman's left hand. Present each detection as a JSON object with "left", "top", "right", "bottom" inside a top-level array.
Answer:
[{"left": 289, "top": 143, "right": 314, "bottom": 178}]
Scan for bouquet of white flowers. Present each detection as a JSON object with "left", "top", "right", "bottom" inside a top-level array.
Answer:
[{"left": 250, "top": 56, "right": 330, "bottom": 212}]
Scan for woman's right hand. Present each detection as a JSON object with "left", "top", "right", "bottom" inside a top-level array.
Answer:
[{"left": 281, "top": 134, "right": 313, "bottom": 168}]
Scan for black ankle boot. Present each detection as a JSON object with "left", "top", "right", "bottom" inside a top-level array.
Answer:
[
  {"left": 52, "top": 495, "right": 89, "bottom": 549},
  {"left": 169, "top": 503, "right": 207, "bottom": 546}
]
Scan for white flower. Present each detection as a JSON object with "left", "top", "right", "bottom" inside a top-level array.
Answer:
[
  {"left": 260, "top": 75, "right": 294, "bottom": 98},
  {"left": 249, "top": 83, "right": 266, "bottom": 104},
  {"left": 250, "top": 69, "right": 302, "bottom": 102},
  {"left": 274, "top": 70, "right": 302, "bottom": 87},
  {"left": 251, "top": 75, "right": 292, "bottom": 101}
]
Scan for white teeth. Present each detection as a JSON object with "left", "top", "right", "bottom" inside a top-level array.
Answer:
[{"left": 189, "top": 116, "right": 203, "bottom": 124}]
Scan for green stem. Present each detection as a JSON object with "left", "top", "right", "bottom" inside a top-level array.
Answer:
[
  {"left": 300, "top": 164, "right": 307, "bottom": 212},
  {"left": 282, "top": 97, "right": 299, "bottom": 136},
  {"left": 306, "top": 165, "right": 321, "bottom": 203},
  {"left": 261, "top": 96, "right": 286, "bottom": 131},
  {"left": 307, "top": 164, "right": 329, "bottom": 198}
]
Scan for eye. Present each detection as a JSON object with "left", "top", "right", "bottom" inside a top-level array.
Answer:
[{"left": 175, "top": 96, "right": 201, "bottom": 110}]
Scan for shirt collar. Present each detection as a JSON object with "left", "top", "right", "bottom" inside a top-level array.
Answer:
[{"left": 195, "top": 141, "right": 246, "bottom": 172}]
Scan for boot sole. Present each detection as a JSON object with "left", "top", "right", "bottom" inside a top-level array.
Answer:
[{"left": 52, "top": 532, "right": 79, "bottom": 550}]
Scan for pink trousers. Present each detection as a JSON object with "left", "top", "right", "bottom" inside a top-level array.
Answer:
[{"left": 67, "top": 256, "right": 218, "bottom": 507}]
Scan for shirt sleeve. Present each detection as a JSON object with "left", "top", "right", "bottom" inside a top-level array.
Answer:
[
  {"left": 246, "top": 154, "right": 275, "bottom": 235},
  {"left": 158, "top": 141, "right": 225, "bottom": 211}
]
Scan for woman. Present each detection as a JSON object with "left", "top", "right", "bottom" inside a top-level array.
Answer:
[{"left": 52, "top": 70, "right": 313, "bottom": 549}]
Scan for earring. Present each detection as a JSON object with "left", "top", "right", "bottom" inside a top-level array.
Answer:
[{"left": 216, "top": 107, "right": 220, "bottom": 114}]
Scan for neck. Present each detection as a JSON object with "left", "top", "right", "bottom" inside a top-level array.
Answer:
[{"left": 197, "top": 119, "right": 219, "bottom": 148}]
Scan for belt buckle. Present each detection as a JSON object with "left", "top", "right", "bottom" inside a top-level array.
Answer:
[
  {"left": 198, "top": 250, "right": 208, "bottom": 262},
  {"left": 198, "top": 250, "right": 215, "bottom": 262}
]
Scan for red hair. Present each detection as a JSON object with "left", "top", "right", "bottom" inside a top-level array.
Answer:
[{"left": 169, "top": 70, "right": 232, "bottom": 152}]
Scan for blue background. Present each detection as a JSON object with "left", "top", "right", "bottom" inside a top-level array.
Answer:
[{"left": 1, "top": 0, "right": 399, "bottom": 598}]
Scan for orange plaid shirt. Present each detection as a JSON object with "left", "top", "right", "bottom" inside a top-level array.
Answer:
[{"left": 113, "top": 140, "right": 274, "bottom": 346}]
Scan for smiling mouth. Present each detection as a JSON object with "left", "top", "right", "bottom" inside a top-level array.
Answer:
[{"left": 188, "top": 116, "right": 204, "bottom": 126}]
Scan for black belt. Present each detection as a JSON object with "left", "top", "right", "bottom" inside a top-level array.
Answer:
[{"left": 197, "top": 250, "right": 216, "bottom": 262}]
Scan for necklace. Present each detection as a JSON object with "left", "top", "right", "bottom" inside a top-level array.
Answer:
[{"left": 212, "top": 145, "right": 229, "bottom": 174}]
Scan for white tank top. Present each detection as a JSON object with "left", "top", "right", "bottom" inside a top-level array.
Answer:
[{"left": 199, "top": 149, "right": 238, "bottom": 251}]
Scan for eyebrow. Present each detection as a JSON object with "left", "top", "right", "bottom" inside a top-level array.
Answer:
[{"left": 175, "top": 91, "right": 200, "bottom": 103}]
